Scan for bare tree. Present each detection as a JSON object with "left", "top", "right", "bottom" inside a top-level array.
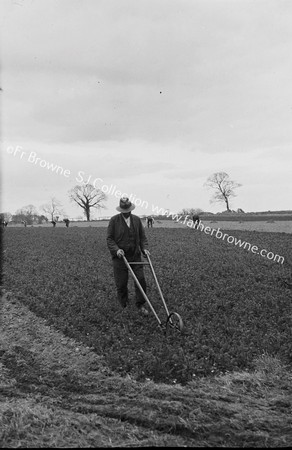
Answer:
[
  {"left": 14, "top": 204, "right": 38, "bottom": 225},
  {"left": 0, "top": 212, "right": 12, "bottom": 223},
  {"left": 41, "top": 197, "right": 64, "bottom": 222},
  {"left": 38, "top": 215, "right": 48, "bottom": 224},
  {"left": 68, "top": 184, "right": 107, "bottom": 221},
  {"left": 204, "top": 172, "right": 241, "bottom": 212},
  {"left": 179, "top": 208, "right": 203, "bottom": 216}
]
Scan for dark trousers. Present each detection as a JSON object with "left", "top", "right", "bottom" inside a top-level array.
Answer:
[{"left": 112, "top": 256, "right": 147, "bottom": 308}]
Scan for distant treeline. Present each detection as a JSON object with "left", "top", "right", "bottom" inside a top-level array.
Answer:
[
  {"left": 201, "top": 215, "right": 292, "bottom": 222},
  {"left": 153, "top": 212, "right": 292, "bottom": 222}
]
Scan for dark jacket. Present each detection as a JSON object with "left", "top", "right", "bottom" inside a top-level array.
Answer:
[{"left": 107, "top": 213, "right": 148, "bottom": 259}]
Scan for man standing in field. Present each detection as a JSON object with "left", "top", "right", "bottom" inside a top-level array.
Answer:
[
  {"left": 192, "top": 214, "right": 200, "bottom": 230},
  {"left": 107, "top": 197, "right": 150, "bottom": 315}
]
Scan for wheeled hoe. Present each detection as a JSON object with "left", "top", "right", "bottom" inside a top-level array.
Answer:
[{"left": 122, "top": 253, "right": 184, "bottom": 334}]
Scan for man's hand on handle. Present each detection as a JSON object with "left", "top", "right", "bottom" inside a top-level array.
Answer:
[
  {"left": 117, "top": 249, "right": 125, "bottom": 258},
  {"left": 117, "top": 249, "right": 150, "bottom": 258}
]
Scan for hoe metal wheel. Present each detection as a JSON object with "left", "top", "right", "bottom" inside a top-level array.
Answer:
[{"left": 166, "top": 312, "right": 184, "bottom": 333}]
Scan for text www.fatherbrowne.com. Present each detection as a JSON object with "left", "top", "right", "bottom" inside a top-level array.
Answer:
[{"left": 151, "top": 207, "right": 285, "bottom": 265}]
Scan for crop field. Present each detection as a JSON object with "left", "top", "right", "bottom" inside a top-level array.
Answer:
[
  {"left": 2, "top": 225, "right": 292, "bottom": 384},
  {"left": 2, "top": 224, "right": 292, "bottom": 386}
]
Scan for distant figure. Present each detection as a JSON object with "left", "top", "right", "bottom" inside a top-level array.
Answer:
[
  {"left": 64, "top": 218, "right": 70, "bottom": 228},
  {"left": 51, "top": 220, "right": 56, "bottom": 227},
  {"left": 146, "top": 216, "right": 154, "bottom": 228},
  {"left": 22, "top": 220, "right": 27, "bottom": 227},
  {"left": 1, "top": 221, "right": 8, "bottom": 228},
  {"left": 192, "top": 214, "right": 200, "bottom": 230}
]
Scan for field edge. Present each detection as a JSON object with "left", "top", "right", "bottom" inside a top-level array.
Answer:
[{"left": 1, "top": 290, "right": 291, "bottom": 448}]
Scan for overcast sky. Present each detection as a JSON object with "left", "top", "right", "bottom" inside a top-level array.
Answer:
[{"left": 1, "top": 0, "right": 292, "bottom": 219}]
